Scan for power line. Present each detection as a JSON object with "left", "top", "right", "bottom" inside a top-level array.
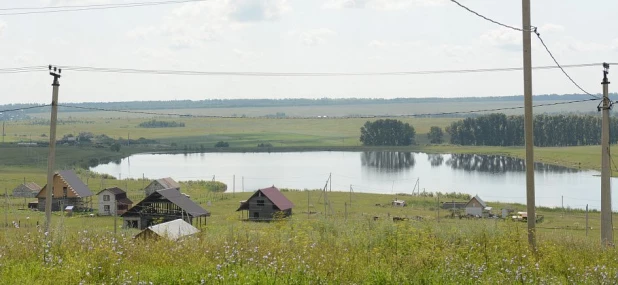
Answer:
[
  {"left": 0, "top": 105, "right": 50, "bottom": 113},
  {"left": 534, "top": 30, "right": 601, "bottom": 99},
  {"left": 51, "top": 63, "right": 608, "bottom": 77},
  {"left": 0, "top": 0, "right": 208, "bottom": 16},
  {"left": 449, "top": 0, "right": 532, "bottom": 32},
  {"left": 448, "top": 0, "right": 601, "bottom": 100},
  {"left": 56, "top": 98, "right": 598, "bottom": 119},
  {"left": 0, "top": 66, "right": 48, "bottom": 74}
]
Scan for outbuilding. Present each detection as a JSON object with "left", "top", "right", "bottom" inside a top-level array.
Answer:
[{"left": 237, "top": 186, "right": 294, "bottom": 221}]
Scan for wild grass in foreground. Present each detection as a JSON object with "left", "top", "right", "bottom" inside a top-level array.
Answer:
[{"left": 1, "top": 218, "right": 617, "bottom": 284}]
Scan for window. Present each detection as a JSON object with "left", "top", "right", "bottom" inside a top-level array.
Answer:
[
  {"left": 103, "top": 195, "right": 110, "bottom": 201},
  {"left": 104, "top": 205, "right": 110, "bottom": 212},
  {"left": 256, "top": 200, "right": 265, "bottom": 206},
  {"left": 62, "top": 187, "right": 68, "bottom": 197}
]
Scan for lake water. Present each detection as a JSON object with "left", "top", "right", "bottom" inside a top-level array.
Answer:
[{"left": 90, "top": 151, "right": 615, "bottom": 210}]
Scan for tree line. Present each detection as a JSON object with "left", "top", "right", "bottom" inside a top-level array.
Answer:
[{"left": 446, "top": 113, "right": 618, "bottom": 146}]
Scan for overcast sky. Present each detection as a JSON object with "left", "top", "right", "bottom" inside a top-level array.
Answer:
[{"left": 0, "top": 0, "right": 617, "bottom": 104}]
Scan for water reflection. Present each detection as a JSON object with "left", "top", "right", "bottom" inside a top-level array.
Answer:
[
  {"left": 361, "top": 151, "right": 415, "bottom": 171},
  {"left": 427, "top": 154, "right": 444, "bottom": 167},
  {"left": 446, "top": 154, "right": 579, "bottom": 173}
]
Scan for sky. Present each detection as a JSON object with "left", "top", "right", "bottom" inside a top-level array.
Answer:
[{"left": 0, "top": 0, "right": 617, "bottom": 104}]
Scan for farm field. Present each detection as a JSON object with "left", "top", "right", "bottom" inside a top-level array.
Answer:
[{"left": 1, "top": 190, "right": 617, "bottom": 284}]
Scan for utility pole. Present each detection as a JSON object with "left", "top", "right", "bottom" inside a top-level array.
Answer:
[
  {"left": 600, "top": 62, "right": 613, "bottom": 246},
  {"left": 522, "top": 0, "right": 536, "bottom": 250},
  {"left": 114, "top": 199, "right": 117, "bottom": 235},
  {"left": 586, "top": 204, "right": 589, "bottom": 237},
  {"left": 2, "top": 121, "right": 4, "bottom": 144},
  {"left": 45, "top": 65, "right": 61, "bottom": 233},
  {"left": 233, "top": 175, "right": 235, "bottom": 197}
]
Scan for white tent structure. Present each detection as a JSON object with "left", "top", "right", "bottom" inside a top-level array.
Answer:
[{"left": 135, "top": 219, "right": 200, "bottom": 241}]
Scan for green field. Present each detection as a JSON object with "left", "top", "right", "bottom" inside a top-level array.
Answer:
[
  {"left": 2, "top": 106, "right": 618, "bottom": 283},
  {"left": 1, "top": 190, "right": 617, "bottom": 284}
]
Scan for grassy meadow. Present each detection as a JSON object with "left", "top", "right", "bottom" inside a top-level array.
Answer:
[
  {"left": 2, "top": 104, "right": 618, "bottom": 283},
  {"left": 1, "top": 189, "right": 618, "bottom": 284}
]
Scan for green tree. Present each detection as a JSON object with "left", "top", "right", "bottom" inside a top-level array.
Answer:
[
  {"left": 359, "top": 119, "right": 416, "bottom": 146},
  {"left": 110, "top": 143, "right": 121, "bottom": 152},
  {"left": 427, "top": 126, "right": 444, "bottom": 144}
]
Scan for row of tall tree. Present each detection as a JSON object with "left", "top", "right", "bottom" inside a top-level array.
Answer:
[{"left": 446, "top": 113, "right": 617, "bottom": 146}]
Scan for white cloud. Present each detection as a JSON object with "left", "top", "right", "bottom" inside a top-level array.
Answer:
[
  {"left": 131, "top": 0, "right": 291, "bottom": 49},
  {"left": 368, "top": 40, "right": 421, "bottom": 49},
  {"left": 539, "top": 23, "right": 565, "bottom": 34},
  {"left": 233, "top": 48, "right": 260, "bottom": 59},
  {"left": 322, "top": 0, "right": 445, "bottom": 10},
  {"left": 300, "top": 28, "right": 336, "bottom": 46},
  {"left": 568, "top": 41, "right": 611, "bottom": 53},
  {"left": 480, "top": 27, "right": 521, "bottom": 51},
  {"left": 45, "top": 0, "right": 111, "bottom": 5},
  {"left": 0, "top": 21, "right": 5, "bottom": 38}
]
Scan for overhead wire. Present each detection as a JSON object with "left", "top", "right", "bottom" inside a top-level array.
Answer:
[
  {"left": 0, "top": 0, "right": 208, "bottom": 16},
  {"left": 0, "top": 105, "right": 50, "bottom": 113},
  {"left": 448, "top": 0, "right": 602, "bottom": 100},
  {"left": 53, "top": 98, "right": 598, "bottom": 119}
]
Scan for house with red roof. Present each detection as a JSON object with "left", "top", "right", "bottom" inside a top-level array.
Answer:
[{"left": 237, "top": 186, "right": 294, "bottom": 221}]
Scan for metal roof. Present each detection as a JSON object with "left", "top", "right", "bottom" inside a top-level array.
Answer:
[
  {"left": 237, "top": 186, "right": 294, "bottom": 211},
  {"left": 157, "top": 188, "right": 210, "bottom": 217},
  {"left": 96, "top": 187, "right": 133, "bottom": 205},
  {"left": 157, "top": 178, "right": 180, "bottom": 189},
  {"left": 466, "top": 195, "right": 487, "bottom": 208},
  {"left": 23, "top": 182, "right": 42, "bottom": 191},
  {"left": 140, "top": 219, "right": 199, "bottom": 241},
  {"left": 37, "top": 170, "right": 93, "bottom": 198}
]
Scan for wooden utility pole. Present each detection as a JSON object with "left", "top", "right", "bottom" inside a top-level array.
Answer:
[
  {"left": 114, "top": 199, "right": 117, "bottom": 235},
  {"left": 600, "top": 62, "right": 613, "bottom": 246},
  {"left": 4, "top": 187, "right": 8, "bottom": 228},
  {"left": 522, "top": 0, "right": 536, "bottom": 250},
  {"left": 233, "top": 175, "right": 235, "bottom": 197},
  {"left": 586, "top": 204, "right": 589, "bottom": 237},
  {"left": 45, "top": 65, "right": 61, "bottom": 233}
]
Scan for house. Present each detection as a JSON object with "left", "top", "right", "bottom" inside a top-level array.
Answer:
[
  {"left": 97, "top": 187, "right": 134, "bottom": 216},
  {"left": 122, "top": 188, "right": 210, "bottom": 230},
  {"left": 36, "top": 170, "right": 94, "bottom": 212},
  {"left": 465, "top": 195, "right": 491, "bottom": 217},
  {"left": 237, "top": 186, "right": 294, "bottom": 221},
  {"left": 134, "top": 219, "right": 200, "bottom": 240},
  {"left": 144, "top": 177, "right": 180, "bottom": 197},
  {"left": 12, "top": 182, "right": 41, "bottom": 198}
]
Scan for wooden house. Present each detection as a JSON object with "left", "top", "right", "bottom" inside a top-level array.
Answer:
[
  {"left": 122, "top": 188, "right": 209, "bottom": 230},
  {"left": 36, "top": 170, "right": 94, "bottom": 212},
  {"left": 237, "top": 186, "right": 294, "bottom": 221},
  {"left": 465, "top": 195, "right": 491, "bottom": 217},
  {"left": 134, "top": 219, "right": 200, "bottom": 241},
  {"left": 144, "top": 177, "right": 180, "bottom": 197},
  {"left": 97, "top": 187, "right": 133, "bottom": 216},
  {"left": 12, "top": 182, "right": 41, "bottom": 198}
]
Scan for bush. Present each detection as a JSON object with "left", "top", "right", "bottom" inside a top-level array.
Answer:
[
  {"left": 257, "top": 143, "right": 273, "bottom": 148},
  {"left": 214, "top": 141, "right": 229, "bottom": 148}
]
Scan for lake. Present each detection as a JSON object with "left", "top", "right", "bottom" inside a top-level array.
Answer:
[{"left": 90, "top": 151, "right": 613, "bottom": 210}]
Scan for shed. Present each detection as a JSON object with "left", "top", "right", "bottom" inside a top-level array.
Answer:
[
  {"left": 135, "top": 219, "right": 200, "bottom": 241},
  {"left": 237, "top": 186, "right": 294, "bottom": 221},
  {"left": 12, "top": 182, "right": 41, "bottom": 198},
  {"left": 144, "top": 177, "right": 180, "bottom": 197},
  {"left": 36, "top": 170, "right": 94, "bottom": 212},
  {"left": 97, "top": 187, "right": 134, "bottom": 216},
  {"left": 465, "top": 195, "right": 490, "bottom": 217},
  {"left": 122, "top": 188, "right": 209, "bottom": 230}
]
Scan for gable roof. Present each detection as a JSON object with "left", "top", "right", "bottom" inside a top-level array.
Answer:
[
  {"left": 466, "top": 195, "right": 487, "bottom": 208},
  {"left": 157, "top": 178, "right": 180, "bottom": 189},
  {"left": 138, "top": 219, "right": 199, "bottom": 241},
  {"left": 123, "top": 188, "right": 209, "bottom": 218},
  {"left": 96, "top": 187, "right": 134, "bottom": 205},
  {"left": 37, "top": 170, "right": 93, "bottom": 198},
  {"left": 96, "top": 187, "right": 126, "bottom": 196},
  {"left": 58, "top": 170, "right": 93, "bottom": 198},
  {"left": 237, "top": 186, "right": 294, "bottom": 211},
  {"left": 23, "top": 182, "right": 41, "bottom": 191}
]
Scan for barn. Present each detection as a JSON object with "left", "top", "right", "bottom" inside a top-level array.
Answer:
[
  {"left": 122, "top": 188, "right": 209, "bottom": 230},
  {"left": 237, "top": 186, "right": 294, "bottom": 221},
  {"left": 143, "top": 177, "right": 180, "bottom": 197},
  {"left": 12, "top": 182, "right": 41, "bottom": 198}
]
